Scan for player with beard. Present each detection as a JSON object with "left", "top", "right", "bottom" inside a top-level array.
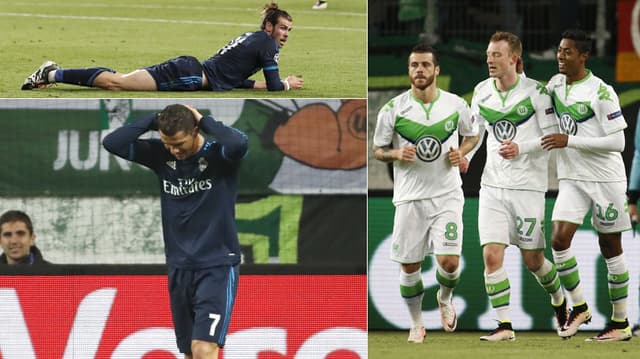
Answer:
[
  {"left": 542, "top": 29, "right": 631, "bottom": 341},
  {"left": 21, "top": 2, "right": 303, "bottom": 92},
  {"left": 372, "top": 44, "right": 480, "bottom": 343},
  {"left": 466, "top": 31, "right": 565, "bottom": 341}
]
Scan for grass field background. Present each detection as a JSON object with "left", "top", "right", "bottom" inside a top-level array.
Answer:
[
  {"left": 369, "top": 331, "right": 640, "bottom": 359},
  {"left": 0, "top": 0, "right": 365, "bottom": 98}
]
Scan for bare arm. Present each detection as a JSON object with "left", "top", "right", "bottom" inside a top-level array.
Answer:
[
  {"left": 449, "top": 134, "right": 481, "bottom": 167},
  {"left": 372, "top": 144, "right": 416, "bottom": 163}
]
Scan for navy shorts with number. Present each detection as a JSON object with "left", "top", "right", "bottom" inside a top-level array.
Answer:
[
  {"left": 168, "top": 265, "right": 239, "bottom": 354},
  {"left": 144, "top": 55, "right": 204, "bottom": 91}
]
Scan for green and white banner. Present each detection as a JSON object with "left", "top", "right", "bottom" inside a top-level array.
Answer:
[
  {"left": 0, "top": 99, "right": 366, "bottom": 196},
  {"left": 368, "top": 197, "right": 640, "bottom": 331}
]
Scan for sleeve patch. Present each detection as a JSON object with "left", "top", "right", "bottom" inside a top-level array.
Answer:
[
  {"left": 545, "top": 107, "right": 554, "bottom": 115},
  {"left": 607, "top": 110, "right": 622, "bottom": 121}
]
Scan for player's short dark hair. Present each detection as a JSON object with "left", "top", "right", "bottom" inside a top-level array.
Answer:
[
  {"left": 157, "top": 104, "right": 197, "bottom": 136},
  {"left": 490, "top": 31, "right": 522, "bottom": 57},
  {"left": 561, "top": 29, "right": 592, "bottom": 54},
  {"left": 409, "top": 44, "right": 439, "bottom": 67},
  {"left": 0, "top": 210, "right": 34, "bottom": 235},
  {"left": 261, "top": 2, "right": 292, "bottom": 30}
]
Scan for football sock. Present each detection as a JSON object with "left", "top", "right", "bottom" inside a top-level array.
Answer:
[
  {"left": 54, "top": 67, "right": 115, "bottom": 87},
  {"left": 484, "top": 267, "right": 511, "bottom": 323},
  {"left": 605, "top": 254, "right": 629, "bottom": 322},
  {"left": 532, "top": 258, "right": 564, "bottom": 306},
  {"left": 400, "top": 269, "right": 424, "bottom": 327},
  {"left": 436, "top": 265, "right": 461, "bottom": 303},
  {"left": 553, "top": 248, "right": 586, "bottom": 306}
]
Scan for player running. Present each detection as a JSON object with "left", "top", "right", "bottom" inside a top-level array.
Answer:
[
  {"left": 468, "top": 31, "right": 566, "bottom": 342},
  {"left": 21, "top": 2, "right": 303, "bottom": 92},
  {"left": 103, "top": 104, "right": 248, "bottom": 358},
  {"left": 542, "top": 29, "right": 632, "bottom": 342},
  {"left": 372, "top": 44, "right": 479, "bottom": 343}
]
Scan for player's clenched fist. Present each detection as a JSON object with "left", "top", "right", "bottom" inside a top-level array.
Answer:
[
  {"left": 285, "top": 75, "right": 304, "bottom": 90},
  {"left": 448, "top": 147, "right": 463, "bottom": 166},
  {"left": 396, "top": 145, "right": 416, "bottom": 162}
]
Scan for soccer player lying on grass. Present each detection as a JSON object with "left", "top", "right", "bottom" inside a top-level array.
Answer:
[{"left": 21, "top": 2, "right": 304, "bottom": 92}]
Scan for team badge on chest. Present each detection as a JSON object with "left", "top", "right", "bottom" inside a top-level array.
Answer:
[
  {"left": 416, "top": 135, "right": 442, "bottom": 162},
  {"left": 559, "top": 112, "right": 578, "bottom": 135},
  {"left": 493, "top": 119, "right": 517, "bottom": 142}
]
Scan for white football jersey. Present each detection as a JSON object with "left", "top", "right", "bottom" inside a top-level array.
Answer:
[
  {"left": 373, "top": 89, "right": 478, "bottom": 204},
  {"left": 547, "top": 71, "right": 627, "bottom": 182},
  {"left": 471, "top": 76, "right": 556, "bottom": 192}
]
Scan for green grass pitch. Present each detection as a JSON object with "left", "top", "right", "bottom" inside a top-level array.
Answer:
[
  {"left": 369, "top": 331, "right": 640, "bottom": 359},
  {"left": 0, "top": 0, "right": 365, "bottom": 98}
]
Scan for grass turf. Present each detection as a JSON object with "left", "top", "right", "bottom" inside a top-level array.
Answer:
[
  {"left": 369, "top": 331, "right": 640, "bottom": 359},
  {"left": 0, "top": 0, "right": 365, "bottom": 98}
]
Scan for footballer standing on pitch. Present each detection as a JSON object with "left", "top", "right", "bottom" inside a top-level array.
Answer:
[{"left": 103, "top": 104, "right": 248, "bottom": 359}]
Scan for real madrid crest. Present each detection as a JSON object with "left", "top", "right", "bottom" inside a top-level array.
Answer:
[{"left": 198, "top": 157, "right": 208, "bottom": 172}]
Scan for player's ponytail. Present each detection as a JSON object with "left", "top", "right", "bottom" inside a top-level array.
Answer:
[{"left": 261, "top": 2, "right": 292, "bottom": 30}]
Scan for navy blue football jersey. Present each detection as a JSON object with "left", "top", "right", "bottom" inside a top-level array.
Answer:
[
  {"left": 202, "top": 30, "right": 285, "bottom": 91},
  {"left": 103, "top": 113, "right": 249, "bottom": 268}
]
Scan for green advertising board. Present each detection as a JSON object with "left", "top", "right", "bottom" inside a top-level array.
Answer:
[{"left": 369, "top": 196, "right": 640, "bottom": 331}]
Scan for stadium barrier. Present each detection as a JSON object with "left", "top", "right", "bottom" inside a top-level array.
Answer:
[
  {"left": 369, "top": 196, "right": 640, "bottom": 331},
  {"left": 0, "top": 265, "right": 366, "bottom": 359}
]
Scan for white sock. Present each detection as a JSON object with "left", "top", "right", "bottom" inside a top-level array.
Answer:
[{"left": 400, "top": 269, "right": 424, "bottom": 327}]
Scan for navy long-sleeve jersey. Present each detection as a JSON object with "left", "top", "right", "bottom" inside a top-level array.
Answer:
[
  {"left": 103, "top": 113, "right": 249, "bottom": 269},
  {"left": 202, "top": 30, "right": 285, "bottom": 91}
]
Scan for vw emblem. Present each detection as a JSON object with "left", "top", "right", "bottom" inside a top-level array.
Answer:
[
  {"left": 559, "top": 112, "right": 577, "bottom": 135},
  {"left": 493, "top": 119, "right": 517, "bottom": 142},
  {"left": 415, "top": 136, "right": 442, "bottom": 162}
]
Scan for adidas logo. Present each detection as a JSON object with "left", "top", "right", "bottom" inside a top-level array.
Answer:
[{"left": 166, "top": 161, "right": 176, "bottom": 170}]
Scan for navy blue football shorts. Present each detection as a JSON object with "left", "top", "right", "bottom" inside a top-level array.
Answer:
[
  {"left": 144, "top": 55, "right": 204, "bottom": 91},
  {"left": 168, "top": 265, "right": 239, "bottom": 354}
]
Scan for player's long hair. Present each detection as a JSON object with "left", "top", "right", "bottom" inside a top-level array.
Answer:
[
  {"left": 158, "top": 104, "right": 197, "bottom": 136},
  {"left": 261, "top": 2, "right": 292, "bottom": 30}
]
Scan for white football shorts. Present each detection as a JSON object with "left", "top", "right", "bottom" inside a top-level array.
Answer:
[
  {"left": 478, "top": 186, "right": 546, "bottom": 250},
  {"left": 390, "top": 188, "right": 464, "bottom": 264},
  {"left": 552, "top": 179, "right": 631, "bottom": 233}
]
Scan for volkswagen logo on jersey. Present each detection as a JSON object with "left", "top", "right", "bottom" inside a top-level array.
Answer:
[
  {"left": 415, "top": 135, "right": 441, "bottom": 162},
  {"left": 493, "top": 119, "right": 517, "bottom": 142},
  {"left": 559, "top": 112, "right": 578, "bottom": 135}
]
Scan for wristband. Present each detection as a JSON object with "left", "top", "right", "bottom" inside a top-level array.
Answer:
[{"left": 283, "top": 79, "right": 290, "bottom": 91}]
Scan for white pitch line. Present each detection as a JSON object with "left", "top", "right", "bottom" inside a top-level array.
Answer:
[
  {"left": 0, "top": 12, "right": 365, "bottom": 32},
  {"left": 9, "top": 1, "right": 366, "bottom": 17}
]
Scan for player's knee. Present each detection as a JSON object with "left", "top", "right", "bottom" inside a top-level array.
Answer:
[
  {"left": 191, "top": 341, "right": 219, "bottom": 359},
  {"left": 522, "top": 254, "right": 543, "bottom": 272},
  {"left": 438, "top": 257, "right": 459, "bottom": 273}
]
